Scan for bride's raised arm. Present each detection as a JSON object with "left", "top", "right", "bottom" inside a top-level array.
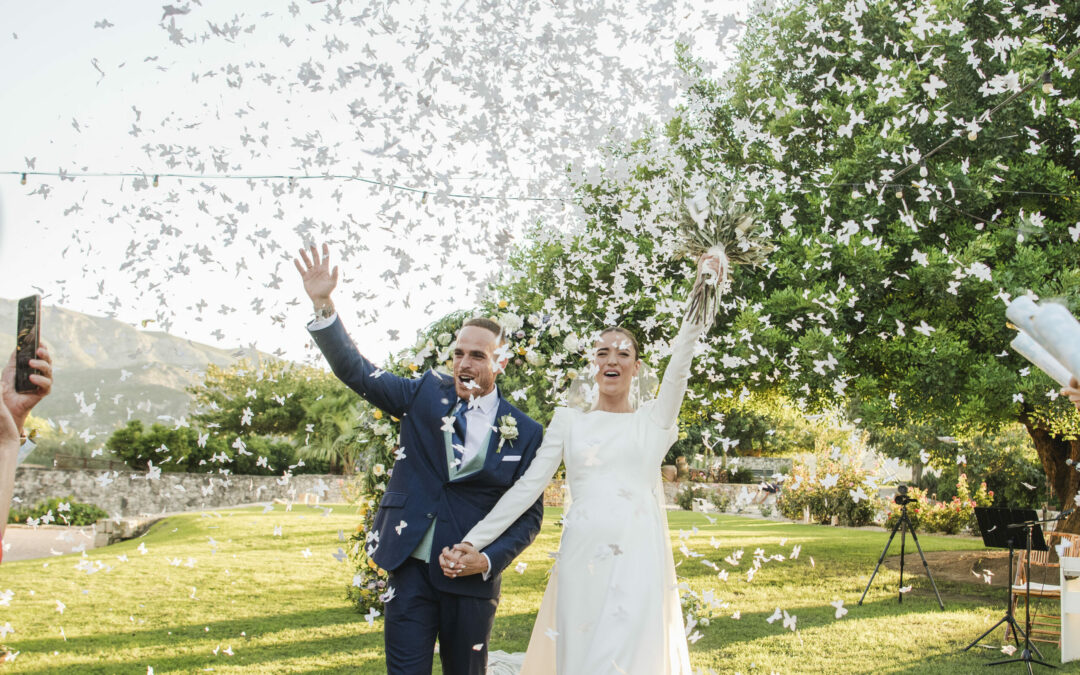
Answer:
[
  {"left": 462, "top": 408, "right": 571, "bottom": 552},
  {"left": 649, "top": 253, "right": 723, "bottom": 431}
]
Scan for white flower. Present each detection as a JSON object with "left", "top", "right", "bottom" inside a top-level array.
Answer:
[
  {"left": 525, "top": 350, "right": 546, "bottom": 366},
  {"left": 496, "top": 414, "right": 519, "bottom": 453},
  {"left": 437, "top": 332, "right": 452, "bottom": 346},
  {"left": 500, "top": 312, "right": 524, "bottom": 333},
  {"left": 562, "top": 332, "right": 580, "bottom": 352},
  {"left": 373, "top": 422, "right": 393, "bottom": 437}
]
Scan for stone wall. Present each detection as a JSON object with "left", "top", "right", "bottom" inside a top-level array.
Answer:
[{"left": 12, "top": 466, "right": 346, "bottom": 517}]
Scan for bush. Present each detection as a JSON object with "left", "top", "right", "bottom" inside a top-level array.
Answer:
[
  {"left": 686, "top": 465, "right": 757, "bottom": 484},
  {"left": 675, "top": 485, "right": 707, "bottom": 511},
  {"left": 776, "top": 454, "right": 881, "bottom": 527},
  {"left": 710, "top": 491, "right": 731, "bottom": 512},
  {"left": 885, "top": 474, "right": 992, "bottom": 535},
  {"left": 727, "top": 467, "right": 757, "bottom": 484},
  {"left": 106, "top": 420, "right": 328, "bottom": 475},
  {"left": 9, "top": 495, "right": 108, "bottom": 527},
  {"left": 760, "top": 504, "right": 773, "bottom": 518}
]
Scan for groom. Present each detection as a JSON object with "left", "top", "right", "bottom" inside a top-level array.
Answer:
[{"left": 295, "top": 244, "right": 545, "bottom": 675}]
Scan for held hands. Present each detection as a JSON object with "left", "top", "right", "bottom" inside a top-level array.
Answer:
[
  {"left": 439, "top": 542, "right": 489, "bottom": 579},
  {"left": 1063, "top": 376, "right": 1080, "bottom": 412},
  {"left": 2, "top": 344, "right": 53, "bottom": 436},
  {"left": 293, "top": 243, "right": 339, "bottom": 308}
]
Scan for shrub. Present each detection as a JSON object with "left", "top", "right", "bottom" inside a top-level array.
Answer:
[
  {"left": 776, "top": 453, "right": 881, "bottom": 527},
  {"left": 686, "top": 465, "right": 758, "bottom": 484},
  {"left": 709, "top": 491, "right": 731, "bottom": 512},
  {"left": 726, "top": 467, "right": 757, "bottom": 484},
  {"left": 675, "top": 485, "right": 707, "bottom": 511},
  {"left": 8, "top": 495, "right": 108, "bottom": 527},
  {"left": 884, "top": 474, "right": 992, "bottom": 535},
  {"left": 760, "top": 504, "right": 773, "bottom": 518}
]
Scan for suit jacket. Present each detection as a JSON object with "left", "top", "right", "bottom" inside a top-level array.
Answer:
[{"left": 310, "top": 317, "right": 545, "bottom": 599}]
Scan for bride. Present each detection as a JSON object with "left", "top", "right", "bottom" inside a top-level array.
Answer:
[{"left": 439, "top": 252, "right": 723, "bottom": 674}]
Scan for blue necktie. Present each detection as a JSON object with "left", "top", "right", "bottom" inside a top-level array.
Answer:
[{"left": 451, "top": 400, "right": 469, "bottom": 467}]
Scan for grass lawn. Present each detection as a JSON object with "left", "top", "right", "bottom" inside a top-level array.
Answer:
[{"left": 0, "top": 505, "right": 1076, "bottom": 674}]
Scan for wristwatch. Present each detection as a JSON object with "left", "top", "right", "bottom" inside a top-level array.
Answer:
[{"left": 314, "top": 302, "right": 335, "bottom": 320}]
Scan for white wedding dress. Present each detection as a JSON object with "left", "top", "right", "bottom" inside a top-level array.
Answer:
[{"left": 471, "top": 318, "right": 707, "bottom": 675}]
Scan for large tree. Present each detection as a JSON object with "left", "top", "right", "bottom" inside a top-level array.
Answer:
[{"left": 479, "top": 0, "right": 1080, "bottom": 529}]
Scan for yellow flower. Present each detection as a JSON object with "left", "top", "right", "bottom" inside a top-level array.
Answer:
[
  {"left": 373, "top": 410, "right": 383, "bottom": 420},
  {"left": 368, "top": 559, "right": 378, "bottom": 570},
  {"left": 517, "top": 346, "right": 527, "bottom": 355},
  {"left": 409, "top": 363, "right": 418, "bottom": 372},
  {"left": 498, "top": 300, "right": 508, "bottom": 309}
]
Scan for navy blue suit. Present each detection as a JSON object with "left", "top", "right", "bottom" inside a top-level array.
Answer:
[{"left": 309, "top": 318, "right": 544, "bottom": 674}]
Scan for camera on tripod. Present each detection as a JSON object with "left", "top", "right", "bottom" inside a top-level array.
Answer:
[{"left": 894, "top": 484, "right": 915, "bottom": 506}]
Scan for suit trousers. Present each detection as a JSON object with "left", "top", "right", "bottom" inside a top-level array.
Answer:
[{"left": 384, "top": 557, "right": 499, "bottom": 675}]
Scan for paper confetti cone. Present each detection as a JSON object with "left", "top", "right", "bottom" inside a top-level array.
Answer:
[
  {"left": 1030, "top": 302, "right": 1080, "bottom": 381},
  {"left": 1010, "top": 331, "right": 1074, "bottom": 387}
]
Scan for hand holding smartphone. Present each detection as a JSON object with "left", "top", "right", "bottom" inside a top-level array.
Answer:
[{"left": 15, "top": 295, "right": 41, "bottom": 394}]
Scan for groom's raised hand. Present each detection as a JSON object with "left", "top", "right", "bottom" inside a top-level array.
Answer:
[
  {"left": 439, "top": 543, "right": 489, "bottom": 578},
  {"left": 293, "top": 243, "right": 339, "bottom": 308}
]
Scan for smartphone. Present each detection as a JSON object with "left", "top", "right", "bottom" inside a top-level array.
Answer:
[{"left": 15, "top": 294, "right": 41, "bottom": 393}]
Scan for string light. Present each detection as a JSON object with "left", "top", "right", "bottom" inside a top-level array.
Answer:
[
  {"left": 1, "top": 170, "right": 570, "bottom": 202},
  {"left": 1042, "top": 73, "right": 1053, "bottom": 95},
  {"left": 7, "top": 170, "right": 1078, "bottom": 202},
  {"left": 891, "top": 44, "right": 1080, "bottom": 184}
]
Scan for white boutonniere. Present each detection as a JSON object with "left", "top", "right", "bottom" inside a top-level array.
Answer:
[{"left": 496, "top": 414, "right": 519, "bottom": 453}]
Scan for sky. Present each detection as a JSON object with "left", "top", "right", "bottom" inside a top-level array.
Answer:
[{"left": 0, "top": 0, "right": 751, "bottom": 363}]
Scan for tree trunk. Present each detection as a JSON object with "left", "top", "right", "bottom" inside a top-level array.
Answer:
[
  {"left": 911, "top": 459, "right": 924, "bottom": 486},
  {"left": 1020, "top": 411, "right": 1080, "bottom": 535}
]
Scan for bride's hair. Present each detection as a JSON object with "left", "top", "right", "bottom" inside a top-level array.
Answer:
[{"left": 598, "top": 326, "right": 642, "bottom": 359}]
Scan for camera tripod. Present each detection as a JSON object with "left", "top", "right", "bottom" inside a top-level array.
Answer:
[{"left": 859, "top": 500, "right": 945, "bottom": 609}]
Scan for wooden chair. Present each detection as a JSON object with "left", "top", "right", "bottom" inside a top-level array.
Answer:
[{"left": 1007, "top": 531, "right": 1080, "bottom": 645}]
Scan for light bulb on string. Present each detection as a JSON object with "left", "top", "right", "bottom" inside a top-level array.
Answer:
[
  {"left": 20, "top": 173, "right": 27, "bottom": 185},
  {"left": 919, "top": 162, "right": 928, "bottom": 178},
  {"left": 967, "top": 131, "right": 978, "bottom": 141},
  {"left": 895, "top": 189, "right": 904, "bottom": 199},
  {"left": 152, "top": 175, "right": 159, "bottom": 188},
  {"left": 1042, "top": 73, "right": 1053, "bottom": 94}
]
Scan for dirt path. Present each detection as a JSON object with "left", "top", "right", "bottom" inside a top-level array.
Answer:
[{"left": 882, "top": 549, "right": 1056, "bottom": 590}]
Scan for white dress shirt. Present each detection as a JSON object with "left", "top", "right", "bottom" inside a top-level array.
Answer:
[{"left": 458, "top": 386, "right": 499, "bottom": 465}]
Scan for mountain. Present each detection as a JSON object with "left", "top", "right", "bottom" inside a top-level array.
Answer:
[{"left": 0, "top": 298, "right": 275, "bottom": 437}]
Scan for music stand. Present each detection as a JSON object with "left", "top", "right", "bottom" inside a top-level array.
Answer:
[
  {"left": 993, "top": 514, "right": 1054, "bottom": 673},
  {"left": 964, "top": 507, "right": 1042, "bottom": 653}
]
